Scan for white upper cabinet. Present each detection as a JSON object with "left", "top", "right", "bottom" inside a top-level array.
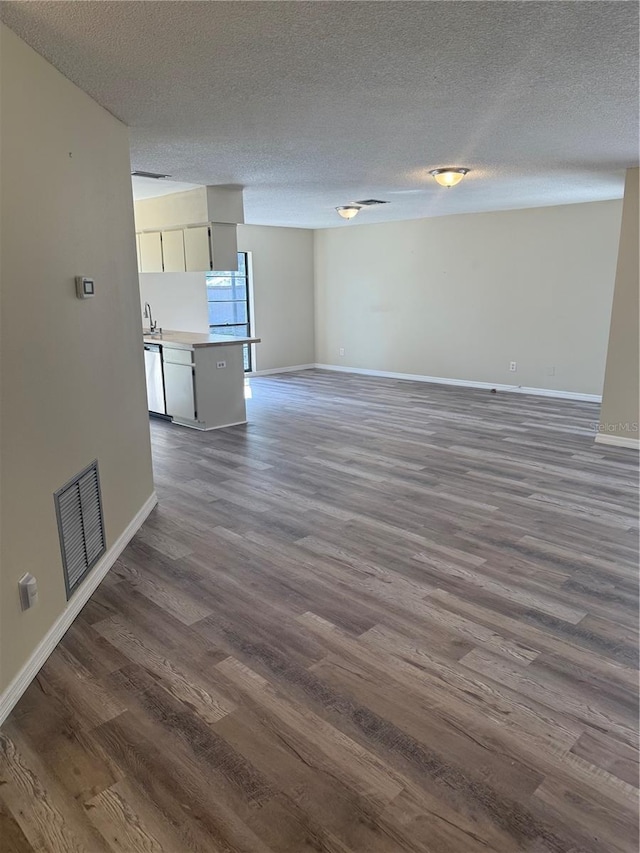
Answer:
[
  {"left": 183, "top": 224, "right": 238, "bottom": 272},
  {"left": 183, "top": 226, "right": 212, "bottom": 272},
  {"left": 136, "top": 223, "right": 238, "bottom": 273},
  {"left": 210, "top": 224, "right": 238, "bottom": 272},
  {"left": 161, "top": 229, "right": 186, "bottom": 272},
  {"left": 138, "top": 231, "right": 163, "bottom": 273}
]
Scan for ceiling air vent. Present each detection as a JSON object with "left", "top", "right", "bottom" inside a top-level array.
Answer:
[
  {"left": 354, "top": 199, "right": 389, "bottom": 206},
  {"left": 54, "top": 460, "right": 106, "bottom": 599},
  {"left": 131, "top": 170, "right": 172, "bottom": 179}
]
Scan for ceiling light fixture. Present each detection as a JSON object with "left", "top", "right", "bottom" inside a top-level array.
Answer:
[
  {"left": 429, "top": 167, "right": 470, "bottom": 188},
  {"left": 336, "top": 205, "right": 361, "bottom": 220}
]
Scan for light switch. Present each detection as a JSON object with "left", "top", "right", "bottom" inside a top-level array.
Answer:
[{"left": 18, "top": 573, "right": 38, "bottom": 610}]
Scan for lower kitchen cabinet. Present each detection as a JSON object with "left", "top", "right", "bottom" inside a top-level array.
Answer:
[
  {"left": 163, "top": 348, "right": 197, "bottom": 421},
  {"left": 157, "top": 340, "right": 249, "bottom": 430},
  {"left": 163, "top": 363, "right": 196, "bottom": 421}
]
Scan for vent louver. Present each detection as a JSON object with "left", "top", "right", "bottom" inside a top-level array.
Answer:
[
  {"left": 131, "top": 170, "right": 172, "bottom": 179},
  {"left": 354, "top": 199, "right": 388, "bottom": 206},
  {"left": 54, "top": 461, "right": 106, "bottom": 599}
]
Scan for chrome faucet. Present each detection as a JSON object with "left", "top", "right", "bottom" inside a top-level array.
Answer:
[{"left": 143, "top": 302, "right": 157, "bottom": 333}]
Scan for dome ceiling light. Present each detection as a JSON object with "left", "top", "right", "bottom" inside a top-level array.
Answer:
[
  {"left": 336, "top": 205, "right": 362, "bottom": 220},
  {"left": 429, "top": 167, "right": 470, "bottom": 188}
]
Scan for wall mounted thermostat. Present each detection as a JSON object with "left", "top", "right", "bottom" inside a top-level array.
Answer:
[{"left": 75, "top": 276, "right": 95, "bottom": 299}]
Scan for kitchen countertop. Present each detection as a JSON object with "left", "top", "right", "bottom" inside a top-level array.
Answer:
[{"left": 143, "top": 329, "right": 261, "bottom": 349}]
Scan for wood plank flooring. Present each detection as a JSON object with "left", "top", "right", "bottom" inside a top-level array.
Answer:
[{"left": 2, "top": 370, "right": 638, "bottom": 852}]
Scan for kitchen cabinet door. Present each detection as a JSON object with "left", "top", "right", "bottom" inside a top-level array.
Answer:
[
  {"left": 161, "top": 229, "right": 186, "bottom": 272},
  {"left": 210, "top": 224, "right": 238, "bottom": 271},
  {"left": 139, "top": 232, "right": 164, "bottom": 273},
  {"left": 164, "top": 362, "right": 196, "bottom": 420},
  {"left": 183, "top": 226, "right": 211, "bottom": 271}
]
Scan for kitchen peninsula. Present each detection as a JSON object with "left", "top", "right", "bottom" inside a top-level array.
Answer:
[{"left": 143, "top": 329, "right": 260, "bottom": 430}]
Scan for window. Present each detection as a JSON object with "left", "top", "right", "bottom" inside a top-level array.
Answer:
[{"left": 206, "top": 253, "right": 252, "bottom": 371}]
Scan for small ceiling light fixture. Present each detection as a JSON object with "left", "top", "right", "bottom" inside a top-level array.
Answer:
[
  {"left": 336, "top": 205, "right": 361, "bottom": 220},
  {"left": 429, "top": 167, "right": 470, "bottom": 188}
]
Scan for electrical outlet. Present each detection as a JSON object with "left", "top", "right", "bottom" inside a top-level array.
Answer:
[
  {"left": 339, "top": 347, "right": 345, "bottom": 357},
  {"left": 509, "top": 361, "right": 517, "bottom": 372},
  {"left": 547, "top": 365, "right": 556, "bottom": 376},
  {"left": 216, "top": 360, "right": 226, "bottom": 369}
]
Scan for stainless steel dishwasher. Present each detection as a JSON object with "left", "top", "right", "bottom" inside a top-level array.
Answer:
[{"left": 143, "top": 344, "right": 167, "bottom": 415}]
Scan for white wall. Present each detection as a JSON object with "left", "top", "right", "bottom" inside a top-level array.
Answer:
[
  {"left": 0, "top": 25, "right": 154, "bottom": 694},
  {"left": 133, "top": 186, "right": 243, "bottom": 230},
  {"left": 314, "top": 200, "right": 622, "bottom": 395},
  {"left": 599, "top": 169, "right": 639, "bottom": 442},
  {"left": 134, "top": 188, "right": 209, "bottom": 231},
  {"left": 137, "top": 202, "right": 621, "bottom": 392},
  {"left": 238, "top": 225, "right": 315, "bottom": 371},
  {"left": 139, "top": 272, "right": 210, "bottom": 334}
]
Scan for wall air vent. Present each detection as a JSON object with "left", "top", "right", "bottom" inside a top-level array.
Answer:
[
  {"left": 131, "top": 170, "right": 172, "bottom": 179},
  {"left": 354, "top": 199, "right": 389, "bottom": 206},
  {"left": 54, "top": 460, "right": 106, "bottom": 599}
]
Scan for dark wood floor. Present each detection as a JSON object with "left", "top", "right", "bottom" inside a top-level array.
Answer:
[{"left": 2, "top": 370, "right": 638, "bottom": 853}]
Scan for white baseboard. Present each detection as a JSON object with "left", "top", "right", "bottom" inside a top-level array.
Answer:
[
  {"left": 249, "top": 364, "right": 315, "bottom": 376},
  {"left": 595, "top": 433, "right": 640, "bottom": 450},
  {"left": 171, "top": 418, "right": 247, "bottom": 431},
  {"left": 0, "top": 491, "right": 158, "bottom": 726},
  {"left": 512, "top": 386, "right": 602, "bottom": 403},
  {"left": 314, "top": 364, "right": 602, "bottom": 403}
]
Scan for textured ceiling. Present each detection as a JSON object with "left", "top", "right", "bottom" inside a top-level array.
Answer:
[{"left": 2, "top": 1, "right": 638, "bottom": 228}]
